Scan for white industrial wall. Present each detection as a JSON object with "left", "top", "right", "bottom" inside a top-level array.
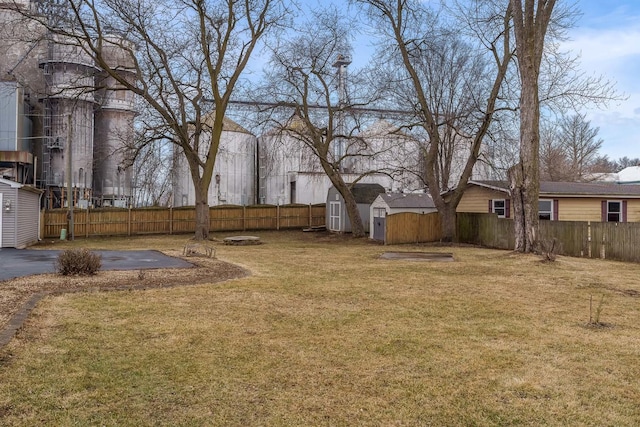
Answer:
[{"left": 173, "top": 130, "right": 256, "bottom": 207}]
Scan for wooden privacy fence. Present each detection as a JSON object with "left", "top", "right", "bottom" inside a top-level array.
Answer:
[
  {"left": 385, "top": 212, "right": 443, "bottom": 245},
  {"left": 457, "top": 213, "right": 640, "bottom": 263},
  {"left": 42, "top": 204, "right": 326, "bottom": 239}
]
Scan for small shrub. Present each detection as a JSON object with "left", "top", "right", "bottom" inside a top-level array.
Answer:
[
  {"left": 539, "top": 238, "right": 558, "bottom": 262},
  {"left": 55, "top": 248, "right": 102, "bottom": 276},
  {"left": 588, "top": 294, "right": 607, "bottom": 327}
]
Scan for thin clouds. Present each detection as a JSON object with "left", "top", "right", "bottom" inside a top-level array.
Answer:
[{"left": 563, "top": 2, "right": 640, "bottom": 159}]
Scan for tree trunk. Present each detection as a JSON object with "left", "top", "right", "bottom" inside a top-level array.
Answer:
[
  {"left": 343, "top": 190, "right": 366, "bottom": 238},
  {"left": 508, "top": 163, "right": 525, "bottom": 251},
  {"left": 439, "top": 202, "right": 457, "bottom": 243},
  {"left": 515, "top": 56, "right": 541, "bottom": 252},
  {"left": 510, "top": 0, "right": 555, "bottom": 253},
  {"left": 193, "top": 186, "right": 210, "bottom": 241}
]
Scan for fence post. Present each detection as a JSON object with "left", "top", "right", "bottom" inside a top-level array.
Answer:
[
  {"left": 308, "top": 204, "right": 312, "bottom": 227},
  {"left": 277, "top": 205, "right": 280, "bottom": 230},
  {"left": 587, "top": 221, "right": 591, "bottom": 258},
  {"left": 128, "top": 206, "right": 132, "bottom": 237},
  {"left": 243, "top": 205, "right": 247, "bottom": 231},
  {"left": 86, "top": 204, "right": 90, "bottom": 238},
  {"left": 169, "top": 206, "right": 173, "bottom": 235}
]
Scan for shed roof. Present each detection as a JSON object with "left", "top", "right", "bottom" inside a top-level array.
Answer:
[
  {"left": 470, "top": 180, "right": 640, "bottom": 198},
  {"left": 379, "top": 192, "right": 436, "bottom": 209},
  {"left": 0, "top": 178, "right": 43, "bottom": 194},
  {"left": 348, "top": 183, "right": 386, "bottom": 204}
]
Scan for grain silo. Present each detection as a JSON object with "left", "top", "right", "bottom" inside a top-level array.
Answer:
[
  {"left": 40, "top": 34, "right": 97, "bottom": 208},
  {"left": 93, "top": 36, "right": 137, "bottom": 207}
]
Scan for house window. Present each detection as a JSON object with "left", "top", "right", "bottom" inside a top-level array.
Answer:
[
  {"left": 539, "top": 199, "right": 553, "bottom": 220},
  {"left": 492, "top": 199, "right": 506, "bottom": 218},
  {"left": 607, "top": 201, "right": 622, "bottom": 222}
]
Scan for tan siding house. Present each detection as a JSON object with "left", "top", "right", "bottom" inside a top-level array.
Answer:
[{"left": 458, "top": 181, "right": 640, "bottom": 223}]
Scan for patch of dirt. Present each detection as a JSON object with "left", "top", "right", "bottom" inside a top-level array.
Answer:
[
  {"left": 610, "top": 288, "right": 640, "bottom": 297},
  {"left": 380, "top": 252, "right": 455, "bottom": 262},
  {"left": 0, "top": 250, "right": 248, "bottom": 349}
]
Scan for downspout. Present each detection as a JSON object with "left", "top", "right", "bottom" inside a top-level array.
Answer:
[{"left": 38, "top": 190, "right": 44, "bottom": 241}]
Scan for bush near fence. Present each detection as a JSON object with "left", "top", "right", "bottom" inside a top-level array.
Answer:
[
  {"left": 42, "top": 204, "right": 326, "bottom": 239},
  {"left": 457, "top": 212, "right": 640, "bottom": 263}
]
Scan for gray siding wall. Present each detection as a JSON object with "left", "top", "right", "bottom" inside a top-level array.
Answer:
[
  {"left": 15, "top": 189, "right": 40, "bottom": 248},
  {"left": 0, "top": 186, "right": 17, "bottom": 247}
]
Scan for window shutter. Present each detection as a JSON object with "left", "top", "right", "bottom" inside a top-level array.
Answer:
[
  {"left": 505, "top": 199, "right": 511, "bottom": 218},
  {"left": 601, "top": 200, "right": 607, "bottom": 222},
  {"left": 623, "top": 200, "right": 628, "bottom": 223},
  {"left": 553, "top": 199, "right": 559, "bottom": 221},
  {"left": 488, "top": 199, "right": 493, "bottom": 213}
]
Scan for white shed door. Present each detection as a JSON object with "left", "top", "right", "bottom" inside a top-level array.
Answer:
[{"left": 329, "top": 201, "right": 341, "bottom": 231}]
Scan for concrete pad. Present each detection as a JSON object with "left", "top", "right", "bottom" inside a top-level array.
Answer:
[{"left": 0, "top": 248, "right": 193, "bottom": 282}]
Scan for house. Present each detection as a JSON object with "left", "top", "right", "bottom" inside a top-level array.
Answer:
[
  {"left": 0, "top": 178, "right": 43, "bottom": 248},
  {"left": 457, "top": 180, "right": 640, "bottom": 222},
  {"left": 326, "top": 183, "right": 385, "bottom": 233},
  {"left": 369, "top": 192, "right": 437, "bottom": 241}
]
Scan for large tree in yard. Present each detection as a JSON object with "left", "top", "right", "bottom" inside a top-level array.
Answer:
[
  {"left": 353, "top": 0, "right": 514, "bottom": 241},
  {"left": 259, "top": 7, "right": 387, "bottom": 238},
  {"left": 14, "top": 0, "right": 289, "bottom": 240},
  {"left": 509, "top": 0, "right": 556, "bottom": 252}
]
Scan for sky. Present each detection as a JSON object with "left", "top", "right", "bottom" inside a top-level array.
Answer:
[
  {"left": 563, "top": 0, "right": 640, "bottom": 161},
  {"left": 254, "top": 0, "right": 640, "bottom": 162},
  {"left": 342, "top": 0, "right": 640, "bottom": 162}
]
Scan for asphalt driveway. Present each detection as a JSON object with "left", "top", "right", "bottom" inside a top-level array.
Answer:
[{"left": 0, "top": 248, "right": 193, "bottom": 282}]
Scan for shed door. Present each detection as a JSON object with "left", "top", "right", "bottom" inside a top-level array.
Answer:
[
  {"left": 329, "top": 201, "right": 341, "bottom": 231},
  {"left": 373, "top": 207, "right": 385, "bottom": 241}
]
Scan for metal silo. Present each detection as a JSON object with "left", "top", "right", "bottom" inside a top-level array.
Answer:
[
  {"left": 40, "top": 34, "right": 97, "bottom": 208},
  {"left": 93, "top": 36, "right": 137, "bottom": 207}
]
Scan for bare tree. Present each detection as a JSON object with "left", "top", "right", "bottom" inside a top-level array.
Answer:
[
  {"left": 613, "top": 157, "right": 640, "bottom": 171},
  {"left": 508, "top": 0, "right": 557, "bottom": 253},
  {"left": 539, "top": 114, "right": 604, "bottom": 181},
  {"left": 258, "top": 7, "right": 390, "bottom": 238},
  {"left": 130, "top": 138, "right": 175, "bottom": 207},
  {"left": 539, "top": 119, "right": 566, "bottom": 180},
  {"left": 12, "top": 0, "right": 289, "bottom": 240},
  {"left": 352, "top": 0, "right": 514, "bottom": 240}
]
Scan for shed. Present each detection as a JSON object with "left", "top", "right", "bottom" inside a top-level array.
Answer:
[
  {"left": 0, "top": 178, "right": 43, "bottom": 248},
  {"left": 370, "top": 192, "right": 437, "bottom": 240},
  {"left": 326, "top": 183, "right": 385, "bottom": 233}
]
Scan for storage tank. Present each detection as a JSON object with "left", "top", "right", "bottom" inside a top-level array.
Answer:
[
  {"left": 40, "top": 34, "right": 97, "bottom": 208},
  {"left": 93, "top": 36, "right": 137, "bottom": 207}
]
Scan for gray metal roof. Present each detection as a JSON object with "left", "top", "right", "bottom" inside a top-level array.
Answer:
[
  {"left": 379, "top": 192, "right": 436, "bottom": 208},
  {"left": 470, "top": 180, "right": 640, "bottom": 198}
]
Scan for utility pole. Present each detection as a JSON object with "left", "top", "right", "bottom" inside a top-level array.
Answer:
[{"left": 66, "top": 113, "right": 74, "bottom": 240}]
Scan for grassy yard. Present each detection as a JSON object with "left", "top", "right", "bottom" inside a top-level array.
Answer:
[{"left": 1, "top": 231, "right": 639, "bottom": 426}]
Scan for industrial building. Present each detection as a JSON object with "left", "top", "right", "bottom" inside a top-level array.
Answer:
[
  {"left": 172, "top": 115, "right": 257, "bottom": 208},
  {"left": 0, "top": 0, "right": 136, "bottom": 208}
]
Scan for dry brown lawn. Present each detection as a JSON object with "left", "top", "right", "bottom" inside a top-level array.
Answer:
[{"left": 1, "top": 230, "right": 639, "bottom": 426}]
